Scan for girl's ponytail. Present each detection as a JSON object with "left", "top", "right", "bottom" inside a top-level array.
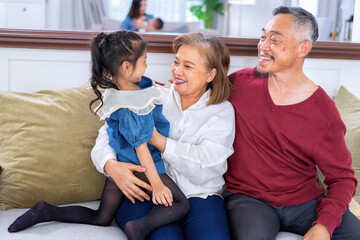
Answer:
[{"left": 89, "top": 33, "right": 118, "bottom": 114}]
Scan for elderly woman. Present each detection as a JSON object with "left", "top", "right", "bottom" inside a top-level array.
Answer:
[{"left": 91, "top": 32, "right": 235, "bottom": 240}]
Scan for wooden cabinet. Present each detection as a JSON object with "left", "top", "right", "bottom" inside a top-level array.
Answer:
[{"left": 0, "top": 0, "right": 45, "bottom": 29}]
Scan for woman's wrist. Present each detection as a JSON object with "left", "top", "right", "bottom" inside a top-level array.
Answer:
[
  {"left": 149, "top": 128, "right": 167, "bottom": 152},
  {"left": 153, "top": 132, "right": 167, "bottom": 152},
  {"left": 104, "top": 158, "right": 118, "bottom": 176},
  {"left": 158, "top": 135, "right": 167, "bottom": 152}
]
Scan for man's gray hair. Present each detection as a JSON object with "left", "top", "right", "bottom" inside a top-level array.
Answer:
[{"left": 273, "top": 6, "right": 319, "bottom": 47}]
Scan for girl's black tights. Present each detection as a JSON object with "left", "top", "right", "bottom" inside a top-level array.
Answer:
[
  {"left": 8, "top": 173, "right": 189, "bottom": 240},
  {"left": 124, "top": 172, "right": 190, "bottom": 239}
]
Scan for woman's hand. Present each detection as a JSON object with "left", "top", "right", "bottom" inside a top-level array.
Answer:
[
  {"left": 151, "top": 182, "right": 173, "bottom": 207},
  {"left": 104, "top": 159, "right": 152, "bottom": 204}
]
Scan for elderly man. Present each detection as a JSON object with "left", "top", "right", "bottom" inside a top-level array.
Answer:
[{"left": 224, "top": 6, "right": 360, "bottom": 240}]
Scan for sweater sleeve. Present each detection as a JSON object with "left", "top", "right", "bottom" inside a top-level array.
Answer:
[{"left": 313, "top": 117, "right": 357, "bottom": 235}]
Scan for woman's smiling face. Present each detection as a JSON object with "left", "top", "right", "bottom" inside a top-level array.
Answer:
[{"left": 171, "top": 44, "right": 214, "bottom": 100}]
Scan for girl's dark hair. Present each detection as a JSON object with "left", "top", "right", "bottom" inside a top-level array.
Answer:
[
  {"left": 128, "top": 0, "right": 142, "bottom": 19},
  {"left": 89, "top": 30, "right": 147, "bottom": 114}
]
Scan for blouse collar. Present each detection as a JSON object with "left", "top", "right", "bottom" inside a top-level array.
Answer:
[{"left": 171, "top": 84, "right": 211, "bottom": 111}]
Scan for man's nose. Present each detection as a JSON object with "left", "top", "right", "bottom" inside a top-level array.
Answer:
[{"left": 258, "top": 38, "right": 270, "bottom": 51}]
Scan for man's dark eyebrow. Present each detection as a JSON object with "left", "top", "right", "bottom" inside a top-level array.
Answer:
[{"left": 261, "top": 28, "right": 282, "bottom": 36}]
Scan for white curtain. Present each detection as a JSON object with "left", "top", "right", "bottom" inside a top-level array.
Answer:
[
  {"left": 73, "top": 0, "right": 105, "bottom": 30},
  {"left": 102, "top": 0, "right": 132, "bottom": 22},
  {"left": 58, "top": 0, "right": 105, "bottom": 30}
]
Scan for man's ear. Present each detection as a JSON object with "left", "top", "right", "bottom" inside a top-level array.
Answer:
[
  {"left": 207, "top": 68, "right": 217, "bottom": 83},
  {"left": 297, "top": 40, "right": 312, "bottom": 57}
]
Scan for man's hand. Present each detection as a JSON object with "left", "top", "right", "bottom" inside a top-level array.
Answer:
[
  {"left": 303, "top": 223, "right": 330, "bottom": 240},
  {"left": 104, "top": 159, "right": 152, "bottom": 204}
]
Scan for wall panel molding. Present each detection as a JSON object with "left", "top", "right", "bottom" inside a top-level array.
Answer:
[{"left": 1, "top": 29, "right": 360, "bottom": 59}]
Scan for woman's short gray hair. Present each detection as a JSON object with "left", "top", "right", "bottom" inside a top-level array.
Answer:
[{"left": 273, "top": 6, "right": 319, "bottom": 47}]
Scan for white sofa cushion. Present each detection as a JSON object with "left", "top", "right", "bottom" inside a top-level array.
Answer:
[
  {"left": 0, "top": 200, "right": 303, "bottom": 240},
  {"left": 1, "top": 201, "right": 126, "bottom": 240}
]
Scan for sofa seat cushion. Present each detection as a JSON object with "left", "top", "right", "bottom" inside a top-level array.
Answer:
[
  {"left": 0, "top": 201, "right": 127, "bottom": 240},
  {"left": 0, "top": 200, "right": 304, "bottom": 240}
]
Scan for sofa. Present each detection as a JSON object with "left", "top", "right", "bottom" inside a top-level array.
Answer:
[{"left": 0, "top": 82, "right": 359, "bottom": 240}]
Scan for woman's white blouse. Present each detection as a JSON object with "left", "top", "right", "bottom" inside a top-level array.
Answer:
[{"left": 91, "top": 84, "right": 235, "bottom": 198}]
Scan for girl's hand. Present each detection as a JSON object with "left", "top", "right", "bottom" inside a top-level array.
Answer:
[
  {"left": 104, "top": 159, "right": 152, "bottom": 204},
  {"left": 151, "top": 182, "right": 173, "bottom": 207}
]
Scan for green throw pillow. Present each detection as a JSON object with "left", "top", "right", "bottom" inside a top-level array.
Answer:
[
  {"left": 0, "top": 86, "right": 106, "bottom": 210},
  {"left": 335, "top": 86, "right": 360, "bottom": 202}
]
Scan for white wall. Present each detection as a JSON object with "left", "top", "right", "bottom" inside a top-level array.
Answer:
[
  {"left": 0, "top": 47, "right": 359, "bottom": 99},
  {"left": 0, "top": 0, "right": 46, "bottom": 29},
  {"left": 0, "top": 48, "right": 91, "bottom": 92}
]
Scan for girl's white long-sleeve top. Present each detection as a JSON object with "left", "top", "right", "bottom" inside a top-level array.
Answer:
[{"left": 91, "top": 84, "right": 235, "bottom": 198}]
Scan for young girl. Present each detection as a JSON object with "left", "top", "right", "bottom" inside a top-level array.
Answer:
[{"left": 8, "top": 30, "right": 189, "bottom": 240}]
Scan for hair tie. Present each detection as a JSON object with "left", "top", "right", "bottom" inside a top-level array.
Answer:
[{"left": 98, "top": 33, "right": 107, "bottom": 47}]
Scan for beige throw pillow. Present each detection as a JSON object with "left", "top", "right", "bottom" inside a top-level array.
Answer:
[
  {"left": 350, "top": 198, "right": 360, "bottom": 220},
  {"left": 0, "top": 86, "right": 106, "bottom": 210},
  {"left": 334, "top": 86, "right": 360, "bottom": 202}
]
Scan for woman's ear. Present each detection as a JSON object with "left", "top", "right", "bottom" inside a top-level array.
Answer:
[{"left": 207, "top": 68, "right": 217, "bottom": 83}]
